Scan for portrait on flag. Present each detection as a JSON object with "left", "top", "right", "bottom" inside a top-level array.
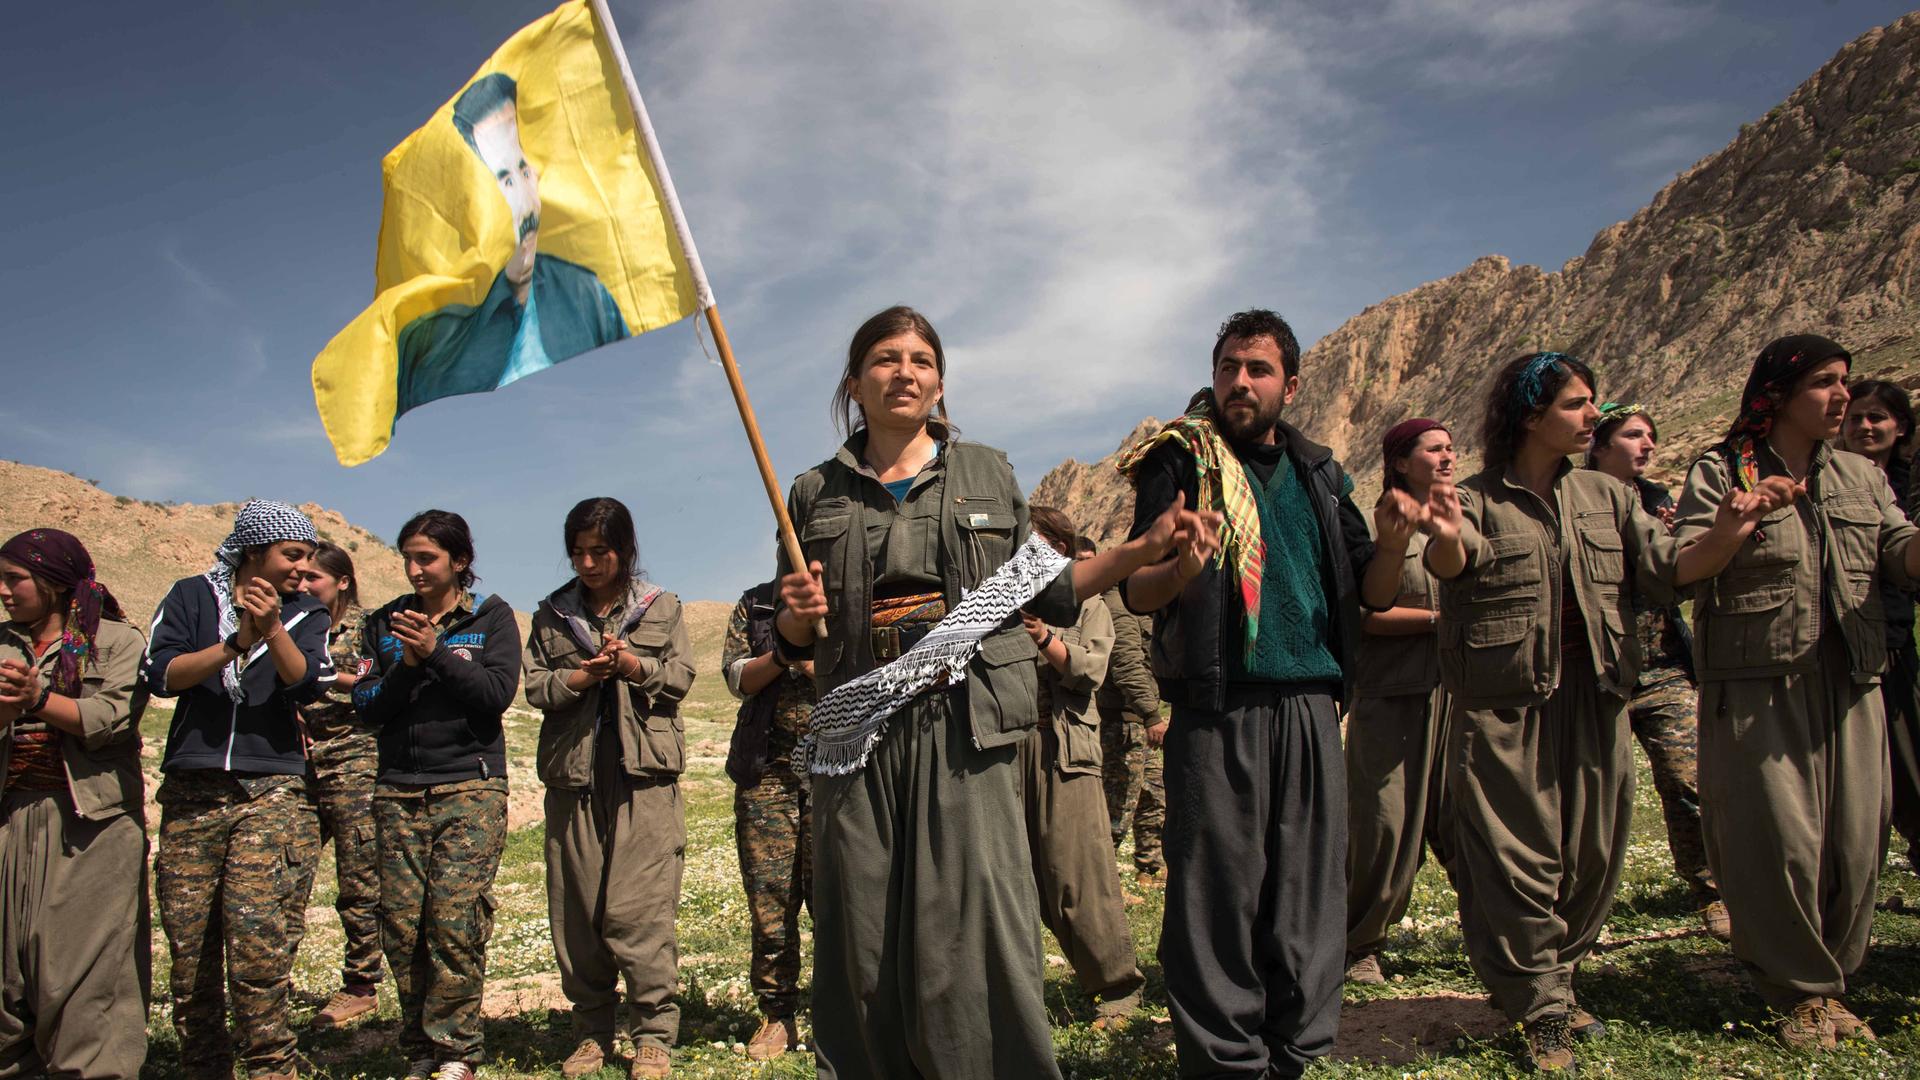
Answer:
[
  {"left": 313, "top": 0, "right": 702, "bottom": 466},
  {"left": 395, "top": 72, "right": 629, "bottom": 413}
]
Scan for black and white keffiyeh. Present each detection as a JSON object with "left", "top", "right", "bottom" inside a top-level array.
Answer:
[
  {"left": 795, "top": 533, "right": 1071, "bottom": 776},
  {"left": 207, "top": 499, "right": 318, "bottom": 702}
]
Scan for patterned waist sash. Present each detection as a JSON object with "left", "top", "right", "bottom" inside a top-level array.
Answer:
[{"left": 796, "top": 535, "right": 1070, "bottom": 776}]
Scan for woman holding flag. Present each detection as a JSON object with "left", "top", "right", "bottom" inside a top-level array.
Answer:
[{"left": 774, "top": 306, "right": 1212, "bottom": 1079}]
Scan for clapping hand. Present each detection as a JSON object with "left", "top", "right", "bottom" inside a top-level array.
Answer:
[
  {"left": 0, "top": 658, "right": 40, "bottom": 719},
  {"left": 391, "top": 609, "right": 438, "bottom": 667},
  {"left": 579, "top": 634, "right": 633, "bottom": 682}
]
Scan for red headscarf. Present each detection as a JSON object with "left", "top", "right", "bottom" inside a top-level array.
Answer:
[
  {"left": 1382, "top": 418, "right": 1448, "bottom": 490},
  {"left": 0, "top": 529, "right": 124, "bottom": 695}
]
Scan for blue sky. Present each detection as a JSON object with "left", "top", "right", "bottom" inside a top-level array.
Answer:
[{"left": 2, "top": 0, "right": 1908, "bottom": 607}]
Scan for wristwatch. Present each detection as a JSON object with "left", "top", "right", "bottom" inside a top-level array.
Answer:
[{"left": 224, "top": 631, "right": 244, "bottom": 655}]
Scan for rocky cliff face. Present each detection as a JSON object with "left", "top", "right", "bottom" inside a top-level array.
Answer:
[{"left": 1034, "top": 12, "right": 1920, "bottom": 529}]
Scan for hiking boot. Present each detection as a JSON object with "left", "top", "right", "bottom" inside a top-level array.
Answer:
[
  {"left": 1135, "top": 870, "right": 1163, "bottom": 891},
  {"left": 1825, "top": 998, "right": 1876, "bottom": 1041},
  {"left": 1569, "top": 1007, "right": 1606, "bottom": 1041},
  {"left": 403, "top": 1060, "right": 435, "bottom": 1080},
  {"left": 432, "top": 1064, "right": 475, "bottom": 1080},
  {"left": 1091, "top": 988, "right": 1142, "bottom": 1030},
  {"left": 745, "top": 1018, "right": 796, "bottom": 1061},
  {"left": 561, "top": 1037, "right": 609, "bottom": 1078},
  {"left": 1700, "top": 901, "right": 1732, "bottom": 943},
  {"left": 311, "top": 988, "right": 377, "bottom": 1030},
  {"left": 629, "top": 1044, "right": 671, "bottom": 1079},
  {"left": 1779, "top": 997, "right": 1836, "bottom": 1051},
  {"left": 1523, "top": 1013, "right": 1577, "bottom": 1073},
  {"left": 1344, "top": 953, "right": 1385, "bottom": 985}
]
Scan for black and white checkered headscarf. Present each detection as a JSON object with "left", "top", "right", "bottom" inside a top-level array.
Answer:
[{"left": 207, "top": 500, "right": 318, "bottom": 701}]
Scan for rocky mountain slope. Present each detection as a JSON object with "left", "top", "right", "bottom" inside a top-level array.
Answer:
[{"left": 1035, "top": 12, "right": 1920, "bottom": 531}]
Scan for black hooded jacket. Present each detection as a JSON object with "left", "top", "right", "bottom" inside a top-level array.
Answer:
[{"left": 353, "top": 592, "right": 521, "bottom": 785}]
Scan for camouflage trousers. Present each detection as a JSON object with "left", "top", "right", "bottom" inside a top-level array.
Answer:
[
  {"left": 734, "top": 766, "right": 811, "bottom": 1019},
  {"left": 1098, "top": 709, "right": 1165, "bottom": 875},
  {"left": 1628, "top": 670, "right": 1716, "bottom": 903},
  {"left": 375, "top": 783, "right": 507, "bottom": 1066},
  {"left": 155, "top": 773, "right": 320, "bottom": 1080},
  {"left": 287, "top": 731, "right": 384, "bottom": 991}
]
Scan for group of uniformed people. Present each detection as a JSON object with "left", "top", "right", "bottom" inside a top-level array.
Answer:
[{"left": 1, "top": 305, "right": 1916, "bottom": 1080}]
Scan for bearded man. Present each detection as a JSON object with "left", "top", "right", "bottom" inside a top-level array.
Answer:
[{"left": 1121, "top": 308, "right": 1406, "bottom": 1079}]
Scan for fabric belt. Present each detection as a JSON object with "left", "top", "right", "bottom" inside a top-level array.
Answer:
[{"left": 871, "top": 622, "right": 935, "bottom": 661}]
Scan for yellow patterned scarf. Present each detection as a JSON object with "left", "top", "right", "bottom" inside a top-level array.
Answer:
[{"left": 1116, "top": 391, "right": 1265, "bottom": 663}]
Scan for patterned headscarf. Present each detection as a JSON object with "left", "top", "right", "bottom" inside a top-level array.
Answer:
[
  {"left": 1117, "top": 389, "right": 1265, "bottom": 665},
  {"left": 1587, "top": 402, "right": 1656, "bottom": 467},
  {"left": 208, "top": 500, "right": 318, "bottom": 701},
  {"left": 1381, "top": 418, "right": 1447, "bottom": 490},
  {"left": 1512, "top": 352, "right": 1577, "bottom": 412},
  {"left": 1720, "top": 334, "right": 1852, "bottom": 491},
  {"left": 0, "top": 529, "right": 124, "bottom": 695}
]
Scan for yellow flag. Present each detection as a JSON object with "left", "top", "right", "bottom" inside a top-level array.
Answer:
[{"left": 312, "top": 0, "right": 703, "bottom": 466}]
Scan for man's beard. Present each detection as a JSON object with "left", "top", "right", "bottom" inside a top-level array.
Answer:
[{"left": 1215, "top": 390, "right": 1283, "bottom": 443}]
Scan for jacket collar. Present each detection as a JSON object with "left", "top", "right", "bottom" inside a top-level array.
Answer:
[{"left": 1493, "top": 455, "right": 1576, "bottom": 493}]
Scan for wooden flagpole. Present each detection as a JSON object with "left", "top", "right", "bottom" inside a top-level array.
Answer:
[{"left": 588, "top": 0, "right": 826, "bottom": 639}]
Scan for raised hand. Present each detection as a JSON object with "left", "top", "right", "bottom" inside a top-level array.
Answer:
[
  {"left": 1424, "top": 481, "right": 1464, "bottom": 543},
  {"left": 1374, "top": 489, "right": 1428, "bottom": 548}
]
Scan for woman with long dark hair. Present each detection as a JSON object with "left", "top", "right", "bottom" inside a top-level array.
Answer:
[
  {"left": 1344, "top": 418, "right": 1455, "bottom": 986},
  {"left": 524, "top": 497, "right": 695, "bottom": 1080},
  {"left": 775, "top": 305, "right": 1205, "bottom": 1079},
  {"left": 292, "top": 540, "right": 385, "bottom": 1027},
  {"left": 355, "top": 510, "right": 520, "bottom": 1080},
  {"left": 1675, "top": 340, "right": 1920, "bottom": 1048},
  {"left": 1400, "top": 353, "right": 1791, "bottom": 1072},
  {"left": 1839, "top": 378, "right": 1920, "bottom": 873},
  {"left": 0, "top": 529, "right": 150, "bottom": 1078}
]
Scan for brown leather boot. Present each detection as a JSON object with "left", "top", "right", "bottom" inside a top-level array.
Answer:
[
  {"left": 745, "top": 1017, "right": 797, "bottom": 1061},
  {"left": 1779, "top": 997, "right": 1836, "bottom": 1051},
  {"left": 311, "top": 988, "right": 378, "bottom": 1030},
  {"left": 560, "top": 1037, "right": 609, "bottom": 1078},
  {"left": 1523, "top": 1013, "right": 1576, "bottom": 1072},
  {"left": 629, "top": 1044, "right": 671, "bottom": 1078},
  {"left": 1699, "top": 901, "right": 1732, "bottom": 943},
  {"left": 1825, "top": 998, "right": 1876, "bottom": 1041},
  {"left": 1344, "top": 953, "right": 1385, "bottom": 985}
]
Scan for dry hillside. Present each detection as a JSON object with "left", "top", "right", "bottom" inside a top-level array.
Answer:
[
  {"left": 1036, "top": 12, "right": 1920, "bottom": 529},
  {"left": 0, "top": 459, "right": 411, "bottom": 623}
]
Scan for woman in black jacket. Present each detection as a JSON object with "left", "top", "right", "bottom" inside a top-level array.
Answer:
[
  {"left": 354, "top": 510, "right": 520, "bottom": 1080},
  {"left": 144, "top": 499, "right": 331, "bottom": 1080}
]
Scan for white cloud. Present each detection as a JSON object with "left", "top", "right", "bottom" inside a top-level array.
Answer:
[{"left": 627, "top": 0, "right": 1345, "bottom": 449}]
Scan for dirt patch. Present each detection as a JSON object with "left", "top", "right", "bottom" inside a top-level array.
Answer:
[
  {"left": 483, "top": 971, "right": 570, "bottom": 1019},
  {"left": 1332, "top": 991, "right": 1507, "bottom": 1065}
]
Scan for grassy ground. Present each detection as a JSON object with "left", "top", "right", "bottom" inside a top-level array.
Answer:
[{"left": 132, "top": 681, "right": 1920, "bottom": 1079}]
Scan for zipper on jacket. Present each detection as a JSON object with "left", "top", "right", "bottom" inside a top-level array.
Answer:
[{"left": 224, "top": 700, "right": 237, "bottom": 771}]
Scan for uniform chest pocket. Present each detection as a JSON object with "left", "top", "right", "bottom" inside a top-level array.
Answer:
[
  {"left": 1730, "top": 506, "right": 1801, "bottom": 569},
  {"left": 1822, "top": 493, "right": 1882, "bottom": 577},
  {"left": 538, "top": 627, "right": 586, "bottom": 668},
  {"left": 1471, "top": 533, "right": 1539, "bottom": 600},
  {"left": 1576, "top": 519, "right": 1626, "bottom": 585},
  {"left": 955, "top": 497, "right": 1017, "bottom": 579},
  {"left": 801, "top": 499, "right": 854, "bottom": 588}
]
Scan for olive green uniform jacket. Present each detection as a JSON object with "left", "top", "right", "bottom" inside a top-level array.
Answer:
[
  {"left": 525, "top": 583, "right": 696, "bottom": 1048},
  {"left": 1677, "top": 442, "right": 1914, "bottom": 1004},
  {"left": 1431, "top": 462, "right": 1682, "bottom": 1022},
  {"left": 779, "top": 434, "right": 1075, "bottom": 1080},
  {"left": 0, "top": 619, "right": 150, "bottom": 1080}
]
